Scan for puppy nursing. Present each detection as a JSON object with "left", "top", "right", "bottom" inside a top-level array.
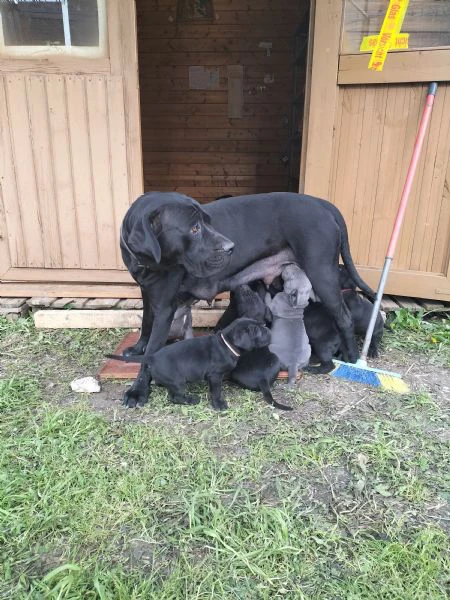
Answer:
[{"left": 267, "top": 264, "right": 313, "bottom": 385}]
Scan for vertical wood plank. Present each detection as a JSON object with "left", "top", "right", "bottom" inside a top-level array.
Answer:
[
  {"left": 86, "top": 76, "right": 117, "bottom": 268},
  {"left": 351, "top": 86, "right": 387, "bottom": 265},
  {"left": 107, "top": 76, "right": 131, "bottom": 268},
  {"left": 27, "top": 75, "right": 62, "bottom": 268},
  {"left": 368, "top": 86, "right": 408, "bottom": 269},
  {"left": 303, "top": 0, "right": 342, "bottom": 198},
  {"left": 5, "top": 75, "right": 45, "bottom": 267},
  {"left": 394, "top": 85, "right": 425, "bottom": 270},
  {"left": 431, "top": 124, "right": 450, "bottom": 274},
  {"left": 0, "top": 77, "right": 24, "bottom": 270},
  {"left": 65, "top": 76, "right": 99, "bottom": 268},
  {"left": 419, "top": 86, "right": 450, "bottom": 272},
  {"left": 117, "top": 0, "right": 143, "bottom": 203},
  {"left": 46, "top": 75, "right": 81, "bottom": 268}
]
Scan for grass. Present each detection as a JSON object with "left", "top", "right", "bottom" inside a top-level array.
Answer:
[{"left": 0, "top": 313, "right": 449, "bottom": 598}]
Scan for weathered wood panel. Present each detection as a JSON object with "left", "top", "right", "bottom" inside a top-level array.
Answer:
[
  {"left": 1, "top": 73, "right": 134, "bottom": 271},
  {"left": 329, "top": 83, "right": 450, "bottom": 299},
  {"left": 137, "top": 0, "right": 308, "bottom": 201},
  {"left": 0, "top": 0, "right": 141, "bottom": 282}
]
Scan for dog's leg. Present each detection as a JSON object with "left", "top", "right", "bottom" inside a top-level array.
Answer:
[
  {"left": 259, "top": 380, "right": 293, "bottom": 411},
  {"left": 287, "top": 363, "right": 298, "bottom": 386},
  {"left": 124, "top": 286, "right": 152, "bottom": 357},
  {"left": 207, "top": 374, "right": 228, "bottom": 411},
  {"left": 306, "top": 266, "right": 359, "bottom": 364},
  {"left": 166, "top": 384, "right": 200, "bottom": 405},
  {"left": 123, "top": 269, "right": 184, "bottom": 408}
]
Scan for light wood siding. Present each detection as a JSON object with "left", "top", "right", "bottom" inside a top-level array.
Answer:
[
  {"left": 1, "top": 73, "right": 129, "bottom": 270},
  {"left": 329, "top": 83, "right": 450, "bottom": 296},
  {"left": 137, "top": 0, "right": 307, "bottom": 202}
]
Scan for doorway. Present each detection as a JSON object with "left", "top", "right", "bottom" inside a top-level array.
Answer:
[{"left": 135, "top": 0, "right": 310, "bottom": 203}]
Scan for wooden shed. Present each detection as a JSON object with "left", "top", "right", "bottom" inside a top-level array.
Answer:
[{"left": 1, "top": 0, "right": 449, "bottom": 302}]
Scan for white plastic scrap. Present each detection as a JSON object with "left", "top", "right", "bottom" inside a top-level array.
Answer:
[{"left": 70, "top": 377, "right": 101, "bottom": 393}]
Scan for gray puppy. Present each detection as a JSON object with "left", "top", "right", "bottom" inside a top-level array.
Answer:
[
  {"left": 168, "top": 305, "right": 193, "bottom": 341},
  {"left": 267, "top": 264, "right": 313, "bottom": 385}
]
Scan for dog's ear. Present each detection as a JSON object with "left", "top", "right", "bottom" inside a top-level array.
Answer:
[{"left": 127, "top": 211, "right": 161, "bottom": 264}]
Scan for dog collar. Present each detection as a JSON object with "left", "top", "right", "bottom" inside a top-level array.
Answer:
[{"left": 220, "top": 333, "right": 240, "bottom": 357}]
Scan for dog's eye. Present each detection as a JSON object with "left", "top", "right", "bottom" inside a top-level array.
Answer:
[{"left": 190, "top": 223, "right": 201, "bottom": 235}]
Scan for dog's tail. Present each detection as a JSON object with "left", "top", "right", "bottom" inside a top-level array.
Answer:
[
  {"left": 106, "top": 353, "right": 148, "bottom": 364},
  {"left": 323, "top": 201, "right": 375, "bottom": 299}
]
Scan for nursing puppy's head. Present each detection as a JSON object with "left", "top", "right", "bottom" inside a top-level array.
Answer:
[
  {"left": 234, "top": 284, "right": 272, "bottom": 324},
  {"left": 126, "top": 195, "right": 234, "bottom": 277},
  {"left": 281, "top": 264, "right": 313, "bottom": 307},
  {"left": 222, "top": 317, "right": 271, "bottom": 353}
]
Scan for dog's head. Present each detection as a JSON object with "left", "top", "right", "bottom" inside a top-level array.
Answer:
[
  {"left": 338, "top": 265, "right": 356, "bottom": 291},
  {"left": 235, "top": 284, "right": 272, "bottom": 324},
  {"left": 281, "top": 264, "right": 312, "bottom": 307},
  {"left": 222, "top": 317, "right": 271, "bottom": 353},
  {"left": 124, "top": 194, "right": 234, "bottom": 277}
]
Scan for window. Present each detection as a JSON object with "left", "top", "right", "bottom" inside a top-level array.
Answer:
[
  {"left": 0, "top": 0, "right": 107, "bottom": 58},
  {"left": 342, "top": 0, "right": 450, "bottom": 54}
]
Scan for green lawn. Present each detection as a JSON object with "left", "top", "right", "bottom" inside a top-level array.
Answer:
[{"left": 0, "top": 312, "right": 449, "bottom": 599}]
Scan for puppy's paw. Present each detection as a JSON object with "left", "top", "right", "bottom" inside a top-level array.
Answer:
[
  {"left": 368, "top": 347, "right": 379, "bottom": 359},
  {"left": 123, "top": 387, "right": 148, "bottom": 408},
  {"left": 123, "top": 338, "right": 148, "bottom": 357},
  {"left": 211, "top": 399, "right": 229, "bottom": 411}
]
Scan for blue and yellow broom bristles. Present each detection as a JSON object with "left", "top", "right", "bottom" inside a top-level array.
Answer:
[{"left": 330, "top": 360, "right": 410, "bottom": 394}]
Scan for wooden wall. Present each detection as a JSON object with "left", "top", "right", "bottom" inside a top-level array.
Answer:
[
  {"left": 329, "top": 83, "right": 450, "bottom": 295},
  {"left": 136, "top": 0, "right": 307, "bottom": 202}
]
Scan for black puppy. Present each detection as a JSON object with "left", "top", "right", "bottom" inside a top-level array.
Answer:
[
  {"left": 120, "top": 191, "right": 374, "bottom": 407},
  {"left": 109, "top": 318, "right": 270, "bottom": 411},
  {"left": 214, "top": 284, "right": 292, "bottom": 411},
  {"left": 304, "top": 266, "right": 383, "bottom": 373},
  {"left": 214, "top": 280, "right": 270, "bottom": 333}
]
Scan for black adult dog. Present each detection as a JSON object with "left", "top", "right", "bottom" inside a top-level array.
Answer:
[
  {"left": 109, "top": 318, "right": 270, "bottom": 410},
  {"left": 304, "top": 265, "right": 384, "bottom": 373},
  {"left": 120, "top": 191, "right": 373, "bottom": 407}
]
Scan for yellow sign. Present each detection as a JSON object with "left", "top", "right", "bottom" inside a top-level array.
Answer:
[
  {"left": 368, "top": 0, "right": 410, "bottom": 71},
  {"left": 360, "top": 33, "right": 409, "bottom": 52}
]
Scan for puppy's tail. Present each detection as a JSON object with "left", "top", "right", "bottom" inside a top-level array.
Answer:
[
  {"left": 325, "top": 202, "right": 375, "bottom": 299},
  {"left": 106, "top": 353, "right": 148, "bottom": 364}
]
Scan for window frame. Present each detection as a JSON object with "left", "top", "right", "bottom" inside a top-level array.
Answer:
[{"left": 0, "top": 0, "right": 108, "bottom": 59}]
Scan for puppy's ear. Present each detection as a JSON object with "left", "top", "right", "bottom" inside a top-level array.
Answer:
[
  {"left": 232, "top": 327, "right": 253, "bottom": 351},
  {"left": 127, "top": 210, "right": 161, "bottom": 264}
]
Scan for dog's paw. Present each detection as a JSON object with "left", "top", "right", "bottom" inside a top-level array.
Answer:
[
  {"left": 211, "top": 399, "right": 229, "bottom": 411},
  {"left": 368, "top": 348, "right": 379, "bottom": 359},
  {"left": 123, "top": 387, "right": 148, "bottom": 408},
  {"left": 123, "top": 338, "right": 148, "bottom": 357}
]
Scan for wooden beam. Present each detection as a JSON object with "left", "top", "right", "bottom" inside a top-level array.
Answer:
[
  {"left": 34, "top": 308, "right": 223, "bottom": 329},
  {"left": 338, "top": 49, "right": 450, "bottom": 85}
]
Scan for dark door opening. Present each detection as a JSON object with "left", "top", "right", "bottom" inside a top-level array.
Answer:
[{"left": 135, "top": 0, "right": 310, "bottom": 203}]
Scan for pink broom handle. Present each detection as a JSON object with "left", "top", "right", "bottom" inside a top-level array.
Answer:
[
  {"left": 359, "top": 82, "right": 438, "bottom": 364},
  {"left": 386, "top": 82, "right": 438, "bottom": 259}
]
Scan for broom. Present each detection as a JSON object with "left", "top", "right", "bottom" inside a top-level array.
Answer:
[{"left": 330, "top": 82, "right": 438, "bottom": 393}]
